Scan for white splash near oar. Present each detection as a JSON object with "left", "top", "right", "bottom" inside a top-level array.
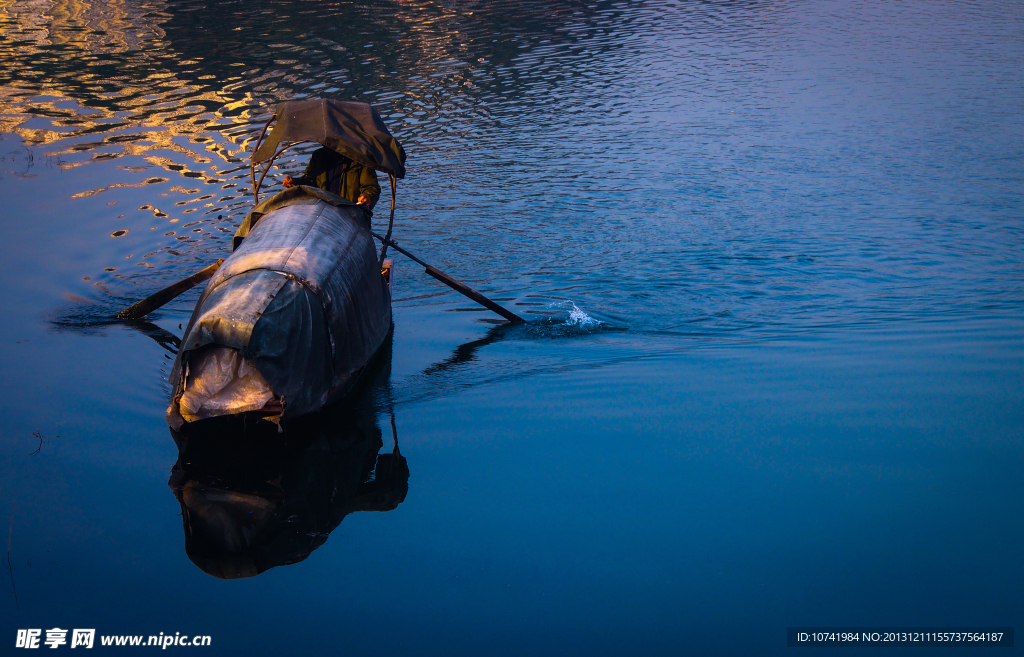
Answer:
[{"left": 558, "top": 301, "right": 602, "bottom": 327}]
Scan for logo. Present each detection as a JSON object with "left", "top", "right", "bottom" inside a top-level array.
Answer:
[{"left": 15, "top": 629, "right": 94, "bottom": 649}]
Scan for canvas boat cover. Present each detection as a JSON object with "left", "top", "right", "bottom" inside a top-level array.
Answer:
[
  {"left": 167, "top": 186, "right": 392, "bottom": 428},
  {"left": 252, "top": 99, "right": 406, "bottom": 179}
]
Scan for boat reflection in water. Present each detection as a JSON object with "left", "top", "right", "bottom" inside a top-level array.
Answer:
[{"left": 166, "top": 335, "right": 407, "bottom": 579}]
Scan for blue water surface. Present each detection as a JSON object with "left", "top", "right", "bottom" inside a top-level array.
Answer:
[{"left": 0, "top": 0, "right": 1022, "bottom": 654}]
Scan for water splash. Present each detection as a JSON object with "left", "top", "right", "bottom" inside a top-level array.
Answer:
[{"left": 563, "top": 301, "right": 602, "bottom": 327}]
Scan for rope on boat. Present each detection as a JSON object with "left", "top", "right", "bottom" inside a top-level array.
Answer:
[{"left": 379, "top": 173, "right": 397, "bottom": 267}]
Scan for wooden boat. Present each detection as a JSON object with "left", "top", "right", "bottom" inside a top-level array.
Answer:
[{"left": 166, "top": 100, "right": 406, "bottom": 429}]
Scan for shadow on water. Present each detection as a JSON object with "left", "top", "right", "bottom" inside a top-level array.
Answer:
[
  {"left": 48, "top": 290, "right": 195, "bottom": 338},
  {"left": 421, "top": 311, "right": 618, "bottom": 373},
  {"left": 49, "top": 308, "right": 186, "bottom": 364},
  {"left": 124, "top": 320, "right": 182, "bottom": 353},
  {"left": 166, "top": 330, "right": 407, "bottom": 579},
  {"left": 162, "top": 316, "right": 619, "bottom": 580},
  {"left": 422, "top": 321, "right": 518, "bottom": 377}
]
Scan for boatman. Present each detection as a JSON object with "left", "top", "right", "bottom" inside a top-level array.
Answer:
[{"left": 283, "top": 147, "right": 380, "bottom": 212}]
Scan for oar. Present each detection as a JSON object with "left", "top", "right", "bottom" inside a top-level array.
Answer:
[
  {"left": 114, "top": 259, "right": 224, "bottom": 320},
  {"left": 371, "top": 232, "right": 525, "bottom": 324}
]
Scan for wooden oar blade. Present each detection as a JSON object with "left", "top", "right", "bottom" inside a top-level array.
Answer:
[
  {"left": 115, "top": 259, "right": 224, "bottom": 320},
  {"left": 425, "top": 265, "right": 525, "bottom": 324}
]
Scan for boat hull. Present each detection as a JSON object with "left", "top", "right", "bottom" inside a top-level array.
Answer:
[{"left": 167, "top": 188, "right": 391, "bottom": 428}]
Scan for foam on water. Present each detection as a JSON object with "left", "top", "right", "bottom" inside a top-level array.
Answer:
[
  {"left": 560, "top": 301, "right": 602, "bottom": 327},
  {"left": 566, "top": 303, "right": 600, "bottom": 327}
]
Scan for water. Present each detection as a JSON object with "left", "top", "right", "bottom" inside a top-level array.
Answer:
[{"left": 1, "top": 0, "right": 1022, "bottom": 653}]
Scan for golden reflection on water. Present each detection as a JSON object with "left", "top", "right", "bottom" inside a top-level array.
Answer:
[
  {"left": 0, "top": 0, "right": 284, "bottom": 290},
  {"left": 0, "top": 0, "right": 484, "bottom": 210},
  {"left": 0, "top": 0, "right": 166, "bottom": 51},
  {"left": 0, "top": 0, "right": 525, "bottom": 294},
  {"left": 0, "top": 0, "right": 261, "bottom": 175}
]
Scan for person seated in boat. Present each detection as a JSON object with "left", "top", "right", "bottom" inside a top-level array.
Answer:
[{"left": 282, "top": 147, "right": 380, "bottom": 212}]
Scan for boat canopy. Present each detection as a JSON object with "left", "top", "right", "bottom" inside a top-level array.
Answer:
[{"left": 252, "top": 99, "right": 406, "bottom": 178}]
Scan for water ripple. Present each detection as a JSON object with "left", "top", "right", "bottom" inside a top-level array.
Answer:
[{"left": 0, "top": 0, "right": 1020, "bottom": 338}]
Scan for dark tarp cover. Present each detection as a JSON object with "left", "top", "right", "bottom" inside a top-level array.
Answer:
[
  {"left": 252, "top": 99, "right": 406, "bottom": 179},
  {"left": 232, "top": 184, "right": 364, "bottom": 250},
  {"left": 168, "top": 186, "right": 392, "bottom": 426}
]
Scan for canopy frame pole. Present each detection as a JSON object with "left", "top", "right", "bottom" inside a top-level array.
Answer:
[
  {"left": 250, "top": 114, "right": 276, "bottom": 203},
  {"left": 379, "top": 173, "right": 397, "bottom": 267},
  {"left": 253, "top": 142, "right": 302, "bottom": 204}
]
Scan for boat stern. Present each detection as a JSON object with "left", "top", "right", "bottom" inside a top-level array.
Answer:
[{"left": 167, "top": 345, "right": 283, "bottom": 430}]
